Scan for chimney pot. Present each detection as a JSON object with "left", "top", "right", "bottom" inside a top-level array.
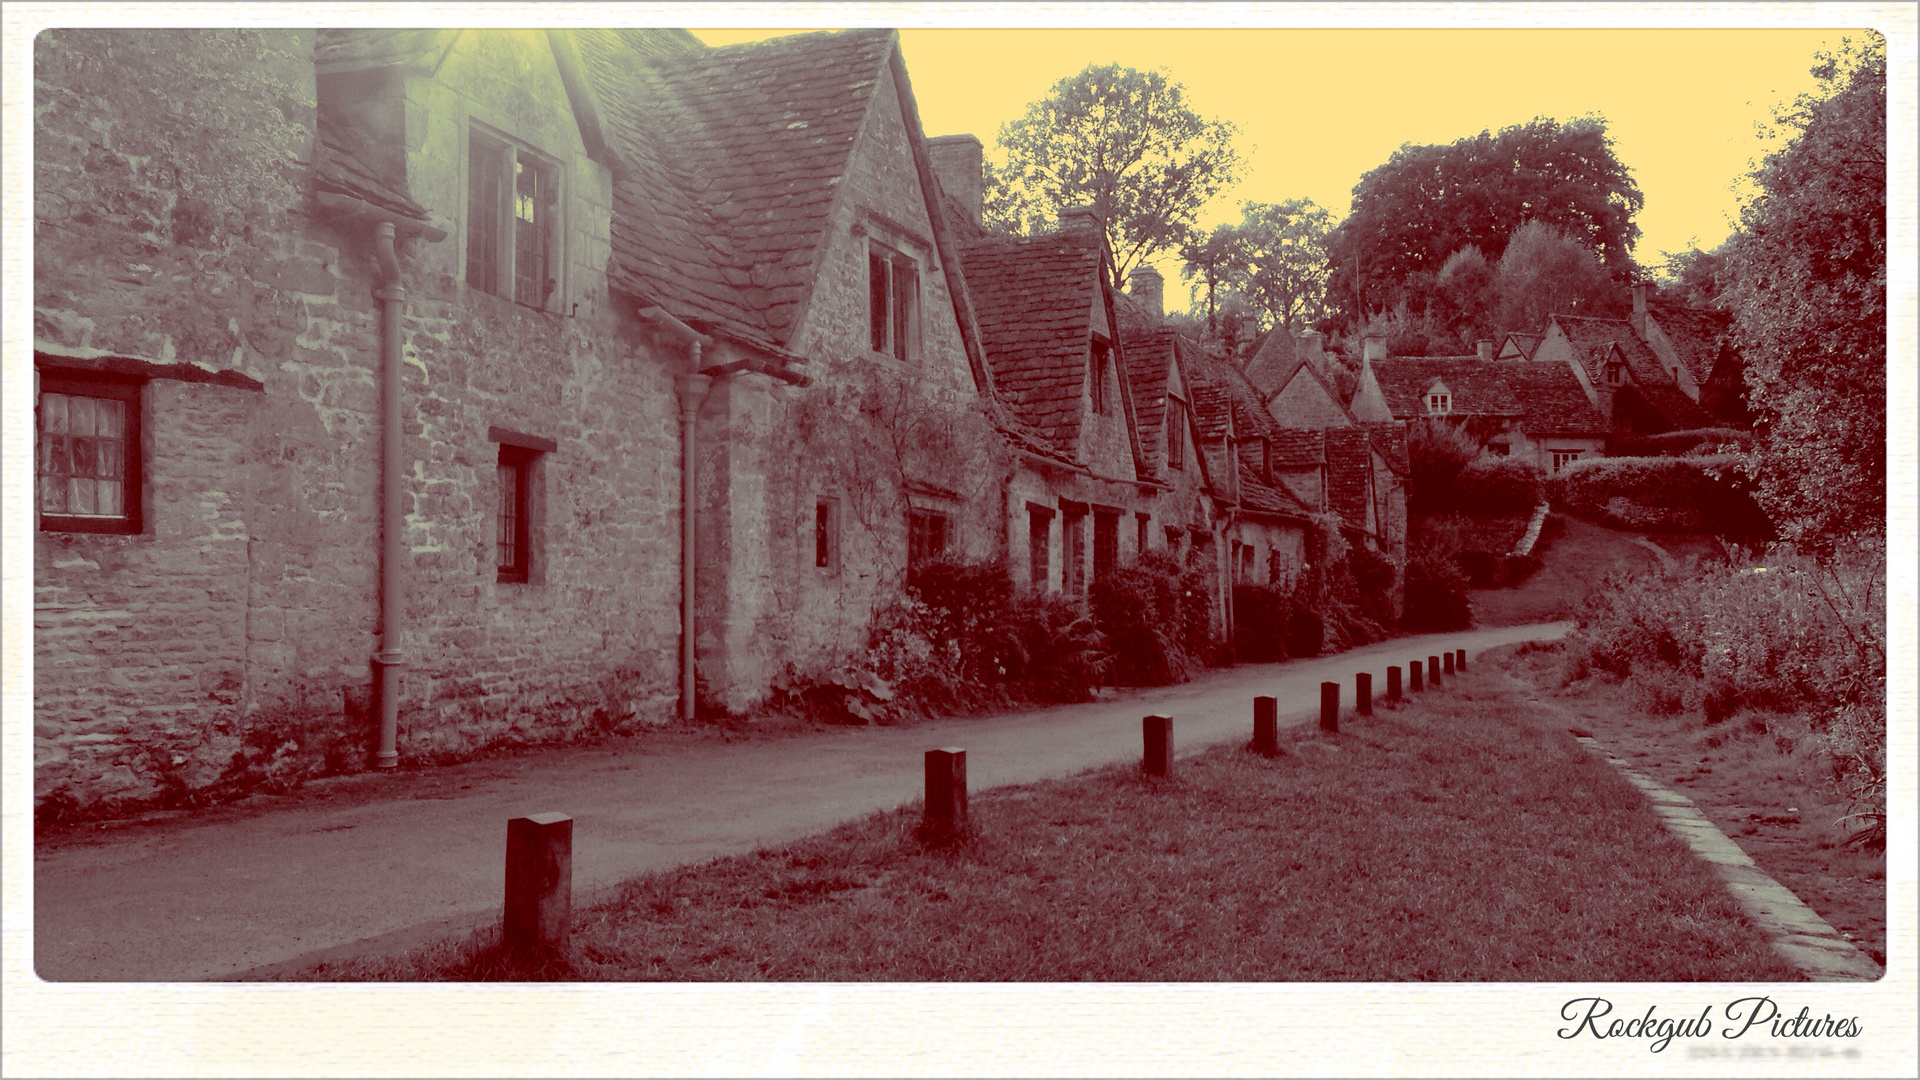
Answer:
[
  {"left": 1128, "top": 266, "right": 1164, "bottom": 319},
  {"left": 1476, "top": 339, "right": 1493, "bottom": 361},
  {"left": 1630, "top": 282, "right": 1648, "bottom": 336},
  {"left": 927, "top": 134, "right": 984, "bottom": 229}
]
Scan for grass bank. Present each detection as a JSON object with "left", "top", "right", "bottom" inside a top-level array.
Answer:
[{"left": 296, "top": 667, "right": 1801, "bottom": 982}]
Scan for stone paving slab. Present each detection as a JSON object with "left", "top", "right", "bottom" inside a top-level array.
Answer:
[{"left": 1573, "top": 735, "right": 1882, "bottom": 982}]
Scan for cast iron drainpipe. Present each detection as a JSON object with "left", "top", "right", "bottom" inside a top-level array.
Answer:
[
  {"left": 637, "top": 307, "right": 712, "bottom": 723},
  {"left": 372, "top": 221, "right": 407, "bottom": 767}
]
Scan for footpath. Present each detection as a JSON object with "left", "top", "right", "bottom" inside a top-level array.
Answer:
[{"left": 34, "top": 622, "right": 1567, "bottom": 981}]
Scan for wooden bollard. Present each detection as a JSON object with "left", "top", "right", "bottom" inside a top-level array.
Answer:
[
  {"left": 1410, "top": 660, "right": 1424, "bottom": 692},
  {"left": 1356, "top": 672, "right": 1372, "bottom": 715},
  {"left": 924, "top": 748, "right": 968, "bottom": 829},
  {"left": 504, "top": 812, "right": 573, "bottom": 961},
  {"left": 1428, "top": 655, "right": 1443, "bottom": 688},
  {"left": 1387, "top": 665, "right": 1402, "bottom": 701},
  {"left": 1252, "top": 696, "right": 1278, "bottom": 756},
  {"left": 1143, "top": 715, "right": 1173, "bottom": 776},
  {"left": 1319, "top": 681, "right": 1339, "bottom": 732},
  {"left": 1456, "top": 648, "right": 1467, "bottom": 672},
  {"left": 1442, "top": 651, "right": 1455, "bottom": 676}
]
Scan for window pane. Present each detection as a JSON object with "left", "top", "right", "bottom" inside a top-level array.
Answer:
[
  {"left": 68, "top": 476, "right": 96, "bottom": 515},
  {"left": 869, "top": 250, "right": 890, "bottom": 352},
  {"left": 40, "top": 473, "right": 66, "bottom": 513},
  {"left": 69, "top": 395, "right": 97, "bottom": 437},
  {"left": 96, "top": 480, "right": 122, "bottom": 517},
  {"left": 96, "top": 439, "right": 121, "bottom": 480},
  {"left": 41, "top": 393, "right": 68, "bottom": 434},
  {"left": 40, "top": 433, "right": 65, "bottom": 475},
  {"left": 497, "top": 461, "right": 517, "bottom": 571},
  {"left": 70, "top": 435, "right": 96, "bottom": 476},
  {"left": 468, "top": 136, "right": 501, "bottom": 295},
  {"left": 96, "top": 398, "right": 124, "bottom": 438},
  {"left": 514, "top": 154, "right": 552, "bottom": 308},
  {"left": 892, "top": 257, "right": 916, "bottom": 361}
]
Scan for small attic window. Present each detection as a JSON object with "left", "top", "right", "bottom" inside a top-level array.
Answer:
[
  {"left": 467, "top": 127, "right": 560, "bottom": 310},
  {"left": 1425, "top": 392, "right": 1451, "bottom": 415},
  {"left": 868, "top": 242, "right": 919, "bottom": 361},
  {"left": 1605, "top": 360, "right": 1628, "bottom": 387}
]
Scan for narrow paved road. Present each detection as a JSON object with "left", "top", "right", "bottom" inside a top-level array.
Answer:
[{"left": 35, "top": 622, "right": 1568, "bottom": 981}]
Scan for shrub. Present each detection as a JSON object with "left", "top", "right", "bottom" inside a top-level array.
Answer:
[
  {"left": 1407, "top": 417, "right": 1484, "bottom": 516},
  {"left": 1092, "top": 550, "right": 1215, "bottom": 684},
  {"left": 1402, "top": 547, "right": 1473, "bottom": 631},
  {"left": 1284, "top": 601, "right": 1325, "bottom": 657},
  {"left": 1548, "top": 455, "right": 1771, "bottom": 540},
  {"left": 1453, "top": 456, "right": 1544, "bottom": 516},
  {"left": 1232, "top": 584, "right": 1286, "bottom": 663}
]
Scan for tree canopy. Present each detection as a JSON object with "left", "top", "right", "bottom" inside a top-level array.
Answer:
[
  {"left": 1722, "top": 37, "right": 1886, "bottom": 552},
  {"left": 1324, "top": 116, "right": 1643, "bottom": 330},
  {"left": 986, "top": 64, "right": 1242, "bottom": 282}
]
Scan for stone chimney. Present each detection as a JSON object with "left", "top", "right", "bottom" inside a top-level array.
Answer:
[
  {"left": 1058, "top": 203, "right": 1101, "bottom": 236},
  {"left": 1301, "top": 329, "right": 1326, "bottom": 373},
  {"left": 1128, "top": 266, "right": 1164, "bottom": 319},
  {"left": 1362, "top": 333, "right": 1387, "bottom": 363},
  {"left": 1630, "top": 282, "right": 1648, "bottom": 337},
  {"left": 927, "top": 134, "right": 983, "bottom": 227},
  {"left": 1476, "top": 339, "right": 1493, "bottom": 361}
]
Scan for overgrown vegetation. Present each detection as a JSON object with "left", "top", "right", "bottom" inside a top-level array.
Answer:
[
  {"left": 1548, "top": 455, "right": 1771, "bottom": 541},
  {"left": 1550, "top": 543, "right": 1885, "bottom": 847},
  {"left": 1090, "top": 550, "right": 1218, "bottom": 683},
  {"left": 296, "top": 677, "right": 1803, "bottom": 982}
]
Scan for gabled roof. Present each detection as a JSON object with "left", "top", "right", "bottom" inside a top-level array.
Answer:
[
  {"left": 1357, "top": 422, "right": 1409, "bottom": 476},
  {"left": 1267, "top": 429, "right": 1327, "bottom": 469},
  {"left": 1547, "top": 314, "right": 1665, "bottom": 386},
  {"left": 1498, "top": 332, "right": 1542, "bottom": 359},
  {"left": 1365, "top": 357, "right": 1525, "bottom": 419},
  {"left": 1115, "top": 318, "right": 1176, "bottom": 479},
  {"left": 1500, "top": 362, "right": 1607, "bottom": 436},
  {"left": 1243, "top": 328, "right": 1300, "bottom": 396},
  {"left": 1649, "top": 302, "right": 1734, "bottom": 384},
  {"left": 1606, "top": 343, "right": 1716, "bottom": 428},
  {"left": 573, "top": 28, "right": 896, "bottom": 350},
  {"left": 314, "top": 29, "right": 459, "bottom": 75},
  {"left": 960, "top": 229, "right": 1106, "bottom": 453}
]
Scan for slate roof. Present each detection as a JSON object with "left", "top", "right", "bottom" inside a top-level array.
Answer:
[
  {"left": 1547, "top": 315, "right": 1664, "bottom": 386},
  {"left": 1366, "top": 357, "right": 1525, "bottom": 419},
  {"left": 1267, "top": 429, "right": 1326, "bottom": 469},
  {"left": 1115, "top": 319, "right": 1176, "bottom": 478},
  {"left": 312, "top": 99, "right": 431, "bottom": 223},
  {"left": 1649, "top": 302, "right": 1733, "bottom": 384},
  {"left": 1499, "top": 332, "right": 1542, "bottom": 359},
  {"left": 960, "top": 229, "right": 1105, "bottom": 454},
  {"left": 1500, "top": 362, "right": 1607, "bottom": 436},
  {"left": 1358, "top": 422, "right": 1409, "bottom": 476},
  {"left": 572, "top": 28, "right": 896, "bottom": 350}
]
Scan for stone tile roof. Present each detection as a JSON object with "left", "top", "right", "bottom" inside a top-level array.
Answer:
[
  {"left": 1367, "top": 357, "right": 1525, "bottom": 419},
  {"left": 1649, "top": 302, "right": 1733, "bottom": 384},
  {"left": 573, "top": 28, "right": 895, "bottom": 350},
  {"left": 960, "top": 230, "right": 1105, "bottom": 454},
  {"left": 1242, "top": 328, "right": 1299, "bottom": 395},
  {"left": 1548, "top": 315, "right": 1663, "bottom": 386},
  {"left": 1501, "top": 362, "right": 1607, "bottom": 436},
  {"left": 1358, "top": 422, "right": 1409, "bottom": 476},
  {"left": 1323, "top": 428, "right": 1375, "bottom": 533},
  {"left": 1499, "top": 332, "right": 1542, "bottom": 359},
  {"left": 1267, "top": 429, "right": 1326, "bottom": 468},
  {"left": 1117, "top": 323, "right": 1175, "bottom": 479},
  {"left": 312, "top": 99, "right": 432, "bottom": 223}
]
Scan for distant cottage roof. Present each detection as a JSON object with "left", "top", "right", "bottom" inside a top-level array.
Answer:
[
  {"left": 1649, "top": 301, "right": 1734, "bottom": 384},
  {"left": 1499, "top": 332, "right": 1542, "bottom": 359},
  {"left": 1500, "top": 362, "right": 1607, "bottom": 436},
  {"left": 960, "top": 229, "right": 1108, "bottom": 454},
  {"left": 1367, "top": 357, "right": 1525, "bottom": 419}
]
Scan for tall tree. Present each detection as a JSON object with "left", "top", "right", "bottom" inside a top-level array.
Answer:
[
  {"left": 1722, "top": 37, "right": 1885, "bottom": 553},
  {"left": 989, "top": 64, "right": 1242, "bottom": 282},
  {"left": 1325, "top": 116, "right": 1643, "bottom": 330},
  {"left": 1239, "top": 198, "right": 1333, "bottom": 332},
  {"left": 1179, "top": 223, "right": 1251, "bottom": 332},
  {"left": 1490, "top": 221, "right": 1623, "bottom": 332}
]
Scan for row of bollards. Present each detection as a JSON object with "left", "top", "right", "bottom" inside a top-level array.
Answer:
[{"left": 500, "top": 646, "right": 1475, "bottom": 961}]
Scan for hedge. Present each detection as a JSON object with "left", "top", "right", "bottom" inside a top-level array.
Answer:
[
  {"left": 1547, "top": 455, "right": 1771, "bottom": 539},
  {"left": 1452, "top": 456, "right": 1545, "bottom": 516},
  {"left": 1608, "top": 427, "right": 1754, "bottom": 458}
]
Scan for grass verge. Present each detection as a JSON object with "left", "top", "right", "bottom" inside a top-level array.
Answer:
[{"left": 293, "top": 668, "right": 1803, "bottom": 982}]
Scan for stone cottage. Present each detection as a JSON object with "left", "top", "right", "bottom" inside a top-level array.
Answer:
[{"left": 34, "top": 27, "right": 1358, "bottom": 813}]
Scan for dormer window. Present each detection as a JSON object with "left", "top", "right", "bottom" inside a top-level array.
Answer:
[
  {"left": 467, "top": 126, "right": 560, "bottom": 310},
  {"left": 868, "top": 243, "right": 919, "bottom": 361},
  {"left": 1425, "top": 392, "right": 1451, "bottom": 415},
  {"left": 1605, "top": 361, "right": 1628, "bottom": 387}
]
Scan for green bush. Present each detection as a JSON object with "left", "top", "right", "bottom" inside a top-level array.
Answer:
[
  {"left": 1453, "top": 457, "right": 1544, "bottom": 516},
  {"left": 1548, "top": 455, "right": 1771, "bottom": 540},
  {"left": 1402, "top": 548, "right": 1473, "bottom": 631},
  {"left": 1091, "top": 550, "right": 1217, "bottom": 685},
  {"left": 1407, "top": 417, "right": 1484, "bottom": 516},
  {"left": 1232, "top": 584, "right": 1286, "bottom": 663}
]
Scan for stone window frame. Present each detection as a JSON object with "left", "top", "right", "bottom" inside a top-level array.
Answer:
[
  {"left": 906, "top": 505, "right": 950, "bottom": 572},
  {"left": 37, "top": 369, "right": 144, "bottom": 535},
  {"left": 1425, "top": 390, "right": 1452, "bottom": 415},
  {"left": 866, "top": 239, "right": 922, "bottom": 363},
  {"left": 1026, "top": 502, "right": 1054, "bottom": 592},
  {"left": 1059, "top": 499, "right": 1090, "bottom": 596},
  {"left": 490, "top": 426, "right": 555, "bottom": 584},
  {"left": 465, "top": 121, "right": 565, "bottom": 312},
  {"left": 814, "top": 496, "right": 842, "bottom": 575}
]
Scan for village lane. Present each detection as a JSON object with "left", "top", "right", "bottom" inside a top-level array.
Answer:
[{"left": 35, "top": 621, "right": 1568, "bottom": 981}]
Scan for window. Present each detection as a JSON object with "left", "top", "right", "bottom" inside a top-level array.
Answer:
[
  {"left": 1136, "top": 512, "right": 1151, "bottom": 556},
  {"left": 497, "top": 445, "right": 536, "bottom": 582},
  {"left": 1551, "top": 449, "right": 1583, "bottom": 474},
  {"left": 1604, "top": 361, "right": 1628, "bottom": 387},
  {"left": 1062, "top": 506, "right": 1087, "bottom": 595},
  {"left": 468, "top": 128, "right": 559, "bottom": 309},
  {"left": 907, "top": 508, "right": 948, "bottom": 570},
  {"left": 1089, "top": 343, "right": 1109, "bottom": 414},
  {"left": 1027, "top": 504, "right": 1053, "bottom": 589},
  {"left": 815, "top": 498, "right": 841, "bottom": 573},
  {"left": 868, "top": 243, "right": 920, "bottom": 361},
  {"left": 1425, "top": 392, "right": 1451, "bottom": 415},
  {"left": 38, "top": 372, "right": 142, "bottom": 534},
  {"left": 1092, "top": 510, "right": 1119, "bottom": 586},
  {"left": 1166, "top": 399, "right": 1185, "bottom": 468},
  {"left": 1239, "top": 543, "right": 1255, "bottom": 583}
]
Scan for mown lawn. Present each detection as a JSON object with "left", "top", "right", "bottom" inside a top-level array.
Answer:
[{"left": 297, "top": 668, "right": 1802, "bottom": 982}]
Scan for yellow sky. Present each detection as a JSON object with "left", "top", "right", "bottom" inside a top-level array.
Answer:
[{"left": 696, "top": 25, "right": 1855, "bottom": 300}]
